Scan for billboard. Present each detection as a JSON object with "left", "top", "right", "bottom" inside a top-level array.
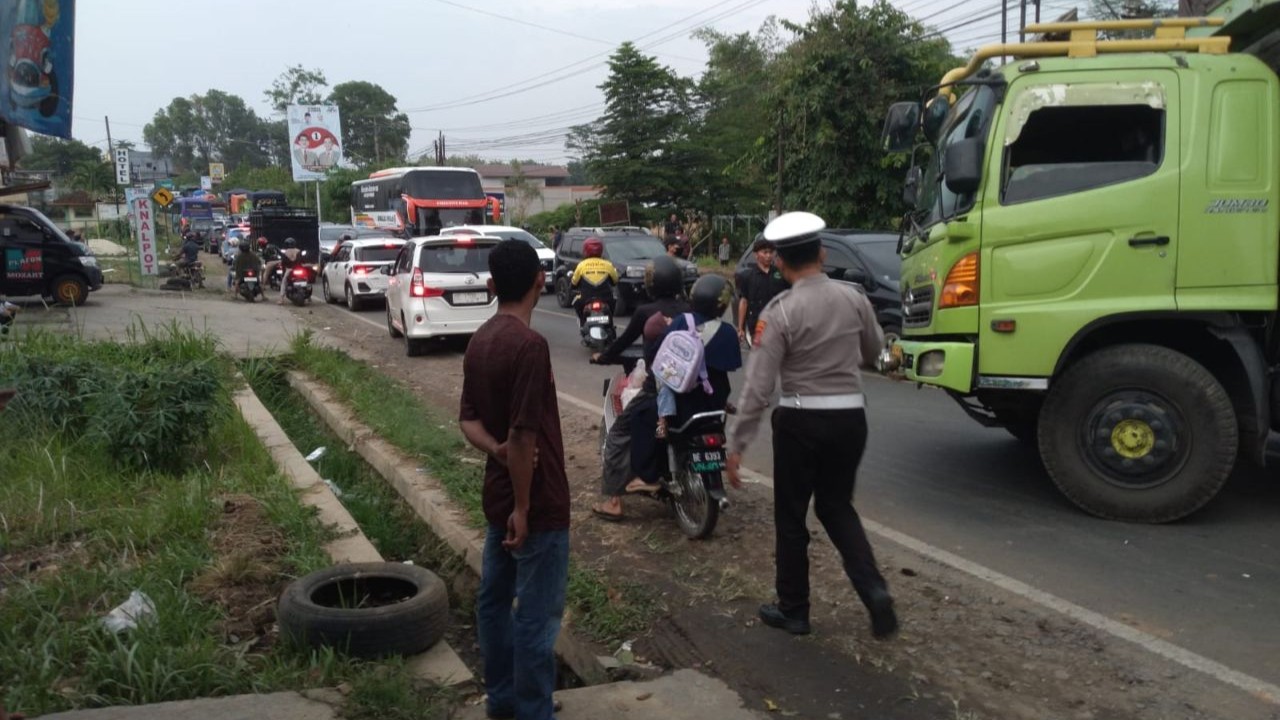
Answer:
[
  {"left": 0, "top": 0, "right": 75, "bottom": 139},
  {"left": 287, "top": 104, "right": 343, "bottom": 182},
  {"left": 209, "top": 162, "right": 224, "bottom": 183}
]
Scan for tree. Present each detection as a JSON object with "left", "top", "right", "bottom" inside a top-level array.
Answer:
[
  {"left": 327, "top": 81, "right": 411, "bottom": 166},
  {"left": 17, "top": 136, "right": 104, "bottom": 178},
  {"left": 570, "top": 43, "right": 700, "bottom": 208},
  {"left": 506, "top": 161, "right": 544, "bottom": 225},
  {"left": 1089, "top": 0, "right": 1177, "bottom": 37},
  {"left": 758, "top": 0, "right": 955, "bottom": 229},
  {"left": 143, "top": 90, "right": 269, "bottom": 173},
  {"left": 68, "top": 159, "right": 115, "bottom": 198},
  {"left": 264, "top": 65, "right": 328, "bottom": 115}
]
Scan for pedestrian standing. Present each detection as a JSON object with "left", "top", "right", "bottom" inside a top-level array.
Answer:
[
  {"left": 551, "top": 225, "right": 563, "bottom": 253},
  {"left": 718, "top": 236, "right": 731, "bottom": 267},
  {"left": 736, "top": 238, "right": 787, "bottom": 348},
  {"left": 460, "top": 239, "right": 570, "bottom": 720},
  {"left": 726, "top": 211, "right": 898, "bottom": 640}
]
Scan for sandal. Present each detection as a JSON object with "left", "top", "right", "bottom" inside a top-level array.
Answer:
[
  {"left": 625, "top": 479, "right": 661, "bottom": 495},
  {"left": 591, "top": 503, "right": 624, "bottom": 522}
]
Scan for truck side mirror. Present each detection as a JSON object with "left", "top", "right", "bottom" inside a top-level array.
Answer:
[
  {"left": 881, "top": 102, "right": 920, "bottom": 153},
  {"left": 902, "top": 166, "right": 922, "bottom": 208},
  {"left": 944, "top": 137, "right": 984, "bottom": 196}
]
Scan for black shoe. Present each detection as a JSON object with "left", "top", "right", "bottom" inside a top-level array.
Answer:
[
  {"left": 758, "top": 603, "right": 811, "bottom": 635},
  {"left": 866, "top": 589, "right": 899, "bottom": 639}
]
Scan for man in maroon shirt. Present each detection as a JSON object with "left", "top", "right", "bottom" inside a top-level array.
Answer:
[{"left": 460, "top": 239, "right": 570, "bottom": 720}]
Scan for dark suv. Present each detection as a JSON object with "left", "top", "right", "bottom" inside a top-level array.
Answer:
[
  {"left": 736, "top": 230, "right": 902, "bottom": 342},
  {"left": 554, "top": 226, "right": 698, "bottom": 314}
]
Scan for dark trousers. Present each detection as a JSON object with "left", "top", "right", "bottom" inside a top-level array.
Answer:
[{"left": 771, "top": 406, "right": 886, "bottom": 619}]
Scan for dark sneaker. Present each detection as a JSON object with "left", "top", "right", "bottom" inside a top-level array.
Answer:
[
  {"left": 866, "top": 590, "right": 899, "bottom": 639},
  {"left": 758, "top": 603, "right": 811, "bottom": 635}
]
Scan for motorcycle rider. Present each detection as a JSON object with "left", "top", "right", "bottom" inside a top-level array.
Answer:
[
  {"left": 173, "top": 232, "right": 201, "bottom": 274},
  {"left": 655, "top": 274, "right": 742, "bottom": 439},
  {"left": 232, "top": 239, "right": 263, "bottom": 300},
  {"left": 268, "top": 237, "right": 303, "bottom": 304},
  {"left": 570, "top": 237, "right": 618, "bottom": 327},
  {"left": 590, "top": 255, "right": 688, "bottom": 521}
]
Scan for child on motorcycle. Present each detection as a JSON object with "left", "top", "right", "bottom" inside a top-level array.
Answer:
[{"left": 654, "top": 274, "right": 742, "bottom": 439}]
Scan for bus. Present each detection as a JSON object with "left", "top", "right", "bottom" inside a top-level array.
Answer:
[{"left": 350, "top": 167, "right": 499, "bottom": 237}]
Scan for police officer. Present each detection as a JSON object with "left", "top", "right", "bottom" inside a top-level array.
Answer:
[{"left": 726, "top": 211, "right": 897, "bottom": 640}]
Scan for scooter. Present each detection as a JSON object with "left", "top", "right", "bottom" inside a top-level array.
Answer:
[
  {"left": 579, "top": 298, "right": 616, "bottom": 350},
  {"left": 285, "top": 265, "right": 315, "bottom": 307},
  {"left": 237, "top": 269, "right": 263, "bottom": 302},
  {"left": 594, "top": 350, "right": 730, "bottom": 540}
]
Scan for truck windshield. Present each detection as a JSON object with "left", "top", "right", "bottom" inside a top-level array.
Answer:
[{"left": 916, "top": 85, "right": 998, "bottom": 229}]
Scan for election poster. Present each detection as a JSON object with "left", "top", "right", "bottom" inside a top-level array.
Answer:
[
  {"left": 0, "top": 0, "right": 75, "bottom": 138},
  {"left": 287, "top": 104, "right": 343, "bottom": 182}
]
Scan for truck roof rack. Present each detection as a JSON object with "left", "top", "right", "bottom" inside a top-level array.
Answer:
[{"left": 938, "top": 17, "right": 1229, "bottom": 92}]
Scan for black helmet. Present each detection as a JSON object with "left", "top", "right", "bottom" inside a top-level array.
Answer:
[
  {"left": 645, "top": 255, "right": 682, "bottom": 299},
  {"left": 283, "top": 237, "right": 297, "bottom": 249},
  {"left": 690, "top": 274, "right": 731, "bottom": 318},
  {"left": 238, "top": 239, "right": 251, "bottom": 252},
  {"left": 340, "top": 233, "right": 354, "bottom": 241}
]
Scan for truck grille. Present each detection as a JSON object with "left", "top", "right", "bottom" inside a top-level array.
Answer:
[{"left": 903, "top": 285, "right": 934, "bottom": 328}]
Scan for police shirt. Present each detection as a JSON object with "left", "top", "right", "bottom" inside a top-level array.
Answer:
[{"left": 728, "top": 273, "right": 884, "bottom": 455}]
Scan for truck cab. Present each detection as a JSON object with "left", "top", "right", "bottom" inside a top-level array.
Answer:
[{"left": 881, "top": 17, "right": 1280, "bottom": 522}]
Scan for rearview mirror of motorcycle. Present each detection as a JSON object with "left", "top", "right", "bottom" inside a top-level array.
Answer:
[{"left": 881, "top": 102, "right": 920, "bottom": 154}]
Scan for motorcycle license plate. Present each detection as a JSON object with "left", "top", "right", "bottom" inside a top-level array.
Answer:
[
  {"left": 586, "top": 316, "right": 610, "bottom": 324},
  {"left": 292, "top": 282, "right": 310, "bottom": 288},
  {"left": 689, "top": 450, "right": 725, "bottom": 473},
  {"left": 243, "top": 278, "right": 258, "bottom": 284},
  {"left": 455, "top": 291, "right": 487, "bottom": 305}
]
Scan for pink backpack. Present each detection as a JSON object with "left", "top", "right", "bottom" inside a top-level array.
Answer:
[{"left": 653, "top": 313, "right": 713, "bottom": 394}]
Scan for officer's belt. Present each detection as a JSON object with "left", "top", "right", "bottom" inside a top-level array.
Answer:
[{"left": 779, "top": 393, "right": 865, "bottom": 410}]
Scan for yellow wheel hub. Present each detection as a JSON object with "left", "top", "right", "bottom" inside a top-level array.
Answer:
[{"left": 1111, "top": 419, "right": 1155, "bottom": 459}]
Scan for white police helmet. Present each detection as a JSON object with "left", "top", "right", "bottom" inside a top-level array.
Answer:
[{"left": 763, "top": 211, "right": 826, "bottom": 249}]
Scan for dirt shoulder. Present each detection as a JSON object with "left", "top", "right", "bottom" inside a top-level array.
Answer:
[{"left": 294, "top": 305, "right": 1278, "bottom": 720}]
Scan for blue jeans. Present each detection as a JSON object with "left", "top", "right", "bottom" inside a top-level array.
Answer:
[
  {"left": 657, "top": 384, "right": 677, "bottom": 419},
  {"left": 477, "top": 525, "right": 569, "bottom": 720}
]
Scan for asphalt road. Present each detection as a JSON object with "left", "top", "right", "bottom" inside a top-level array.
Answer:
[{"left": 314, "top": 293, "right": 1279, "bottom": 690}]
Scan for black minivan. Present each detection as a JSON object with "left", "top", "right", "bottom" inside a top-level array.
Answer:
[{"left": 0, "top": 204, "right": 103, "bottom": 306}]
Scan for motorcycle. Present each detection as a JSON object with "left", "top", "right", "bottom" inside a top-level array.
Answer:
[
  {"left": 168, "top": 259, "right": 205, "bottom": 289},
  {"left": 237, "top": 269, "right": 263, "bottom": 302},
  {"left": 268, "top": 264, "right": 283, "bottom": 291},
  {"left": 594, "top": 350, "right": 730, "bottom": 540},
  {"left": 579, "top": 298, "right": 616, "bottom": 350},
  {"left": 285, "top": 265, "right": 315, "bottom": 307}
]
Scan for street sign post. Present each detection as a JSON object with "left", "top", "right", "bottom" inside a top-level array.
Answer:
[
  {"left": 132, "top": 197, "right": 159, "bottom": 276},
  {"left": 209, "top": 163, "right": 225, "bottom": 183},
  {"left": 200, "top": 175, "right": 212, "bottom": 191},
  {"left": 150, "top": 188, "right": 174, "bottom": 207}
]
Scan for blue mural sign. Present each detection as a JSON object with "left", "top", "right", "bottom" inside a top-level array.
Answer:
[{"left": 0, "top": 0, "right": 75, "bottom": 138}]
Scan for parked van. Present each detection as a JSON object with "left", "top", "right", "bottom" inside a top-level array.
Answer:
[{"left": 0, "top": 204, "right": 103, "bottom": 305}]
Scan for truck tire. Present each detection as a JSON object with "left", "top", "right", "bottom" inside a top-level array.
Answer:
[
  {"left": 613, "top": 285, "right": 631, "bottom": 316},
  {"left": 50, "top": 275, "right": 88, "bottom": 307},
  {"left": 1038, "top": 344, "right": 1237, "bottom": 523},
  {"left": 277, "top": 562, "right": 448, "bottom": 659}
]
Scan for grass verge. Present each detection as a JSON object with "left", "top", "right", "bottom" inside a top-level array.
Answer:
[
  {"left": 286, "top": 333, "right": 660, "bottom": 649},
  {"left": 0, "top": 330, "right": 450, "bottom": 719}
]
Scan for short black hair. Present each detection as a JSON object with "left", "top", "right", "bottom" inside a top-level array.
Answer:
[
  {"left": 488, "top": 239, "right": 540, "bottom": 303},
  {"left": 776, "top": 240, "right": 821, "bottom": 268}
]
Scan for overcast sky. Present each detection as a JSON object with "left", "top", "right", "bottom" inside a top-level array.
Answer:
[{"left": 70, "top": 0, "right": 1082, "bottom": 164}]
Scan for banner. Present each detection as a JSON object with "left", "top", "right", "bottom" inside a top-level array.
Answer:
[
  {"left": 133, "top": 197, "right": 158, "bottom": 276},
  {"left": 0, "top": 0, "right": 75, "bottom": 138},
  {"left": 287, "top": 104, "right": 343, "bottom": 182}
]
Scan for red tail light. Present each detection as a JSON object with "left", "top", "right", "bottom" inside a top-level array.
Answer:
[
  {"left": 292, "top": 268, "right": 308, "bottom": 278},
  {"left": 701, "top": 434, "right": 723, "bottom": 448},
  {"left": 245, "top": 270, "right": 255, "bottom": 277},
  {"left": 352, "top": 265, "right": 372, "bottom": 276},
  {"left": 410, "top": 268, "right": 445, "bottom": 298},
  {"left": 589, "top": 300, "right": 604, "bottom": 312}
]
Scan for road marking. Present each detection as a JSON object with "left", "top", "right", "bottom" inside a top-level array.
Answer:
[
  {"left": 535, "top": 307, "right": 575, "bottom": 321},
  {"left": 328, "top": 303, "right": 1278, "bottom": 702}
]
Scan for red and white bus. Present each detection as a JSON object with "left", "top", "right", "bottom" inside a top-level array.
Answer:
[{"left": 350, "top": 167, "right": 500, "bottom": 237}]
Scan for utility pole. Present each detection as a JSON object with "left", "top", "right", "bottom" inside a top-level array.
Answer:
[
  {"left": 774, "top": 110, "right": 783, "bottom": 216},
  {"left": 1001, "top": 0, "right": 1009, "bottom": 64},
  {"left": 1020, "top": 0, "right": 1028, "bottom": 38},
  {"left": 1035, "top": 0, "right": 1041, "bottom": 23},
  {"left": 374, "top": 117, "right": 381, "bottom": 165},
  {"left": 104, "top": 115, "right": 121, "bottom": 219}
]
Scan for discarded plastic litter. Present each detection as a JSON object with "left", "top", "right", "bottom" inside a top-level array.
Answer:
[
  {"left": 322, "top": 479, "right": 343, "bottom": 497},
  {"left": 102, "top": 590, "right": 156, "bottom": 633},
  {"left": 305, "top": 447, "right": 327, "bottom": 462}
]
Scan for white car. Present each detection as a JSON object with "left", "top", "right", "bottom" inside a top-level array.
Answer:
[
  {"left": 437, "top": 225, "right": 554, "bottom": 292},
  {"left": 321, "top": 237, "right": 406, "bottom": 310},
  {"left": 385, "top": 235, "right": 499, "bottom": 356}
]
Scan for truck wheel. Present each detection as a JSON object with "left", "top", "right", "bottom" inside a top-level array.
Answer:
[
  {"left": 556, "top": 277, "right": 572, "bottom": 308},
  {"left": 1038, "top": 344, "right": 1237, "bottom": 523},
  {"left": 613, "top": 285, "right": 631, "bottom": 316},
  {"left": 51, "top": 275, "right": 88, "bottom": 307}
]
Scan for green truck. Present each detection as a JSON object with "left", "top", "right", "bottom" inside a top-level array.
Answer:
[{"left": 880, "top": 10, "right": 1280, "bottom": 522}]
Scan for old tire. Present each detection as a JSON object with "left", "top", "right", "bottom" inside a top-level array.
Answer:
[
  {"left": 1038, "top": 344, "right": 1237, "bottom": 523},
  {"left": 277, "top": 562, "right": 448, "bottom": 659},
  {"left": 51, "top": 275, "right": 88, "bottom": 306},
  {"left": 556, "top": 277, "right": 572, "bottom": 308}
]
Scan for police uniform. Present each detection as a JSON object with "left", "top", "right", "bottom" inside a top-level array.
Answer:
[{"left": 728, "top": 211, "right": 898, "bottom": 639}]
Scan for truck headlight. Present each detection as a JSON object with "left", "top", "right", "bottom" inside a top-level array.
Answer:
[
  {"left": 625, "top": 265, "right": 645, "bottom": 278},
  {"left": 78, "top": 256, "right": 99, "bottom": 268}
]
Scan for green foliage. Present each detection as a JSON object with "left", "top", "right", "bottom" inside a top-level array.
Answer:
[
  {"left": 506, "top": 161, "right": 543, "bottom": 226},
  {"left": 525, "top": 197, "right": 659, "bottom": 236},
  {"left": 263, "top": 65, "right": 329, "bottom": 115},
  {"left": 327, "top": 81, "right": 411, "bottom": 166},
  {"left": 571, "top": 43, "right": 701, "bottom": 208},
  {"left": 69, "top": 159, "right": 116, "bottom": 198},
  {"left": 17, "top": 135, "right": 104, "bottom": 178},
  {"left": 143, "top": 90, "right": 273, "bottom": 174},
  {"left": 760, "top": 0, "right": 956, "bottom": 229},
  {"left": 0, "top": 325, "right": 226, "bottom": 472}
]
